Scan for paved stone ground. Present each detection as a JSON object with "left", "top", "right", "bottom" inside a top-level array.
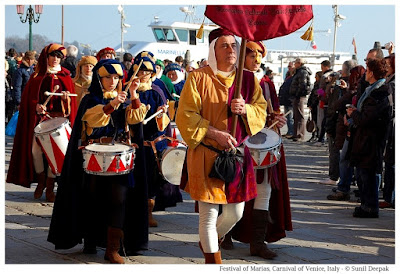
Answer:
[{"left": 3, "top": 131, "right": 395, "bottom": 267}]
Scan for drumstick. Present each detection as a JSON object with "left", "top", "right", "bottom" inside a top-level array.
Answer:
[
  {"left": 143, "top": 104, "right": 170, "bottom": 125},
  {"left": 172, "top": 93, "right": 180, "bottom": 98},
  {"left": 44, "top": 91, "right": 77, "bottom": 97},
  {"left": 267, "top": 110, "right": 293, "bottom": 130},
  {"left": 43, "top": 85, "right": 59, "bottom": 107},
  {"left": 124, "top": 59, "right": 143, "bottom": 93}
]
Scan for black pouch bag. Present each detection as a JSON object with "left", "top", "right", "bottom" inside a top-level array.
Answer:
[{"left": 201, "top": 143, "right": 244, "bottom": 184}]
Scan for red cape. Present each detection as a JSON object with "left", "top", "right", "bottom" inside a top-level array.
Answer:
[{"left": 6, "top": 68, "right": 77, "bottom": 187}]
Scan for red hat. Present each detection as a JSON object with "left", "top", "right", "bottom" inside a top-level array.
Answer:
[
  {"left": 209, "top": 28, "right": 234, "bottom": 43},
  {"left": 96, "top": 47, "right": 116, "bottom": 61}
]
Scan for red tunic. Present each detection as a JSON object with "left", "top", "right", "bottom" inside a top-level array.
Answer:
[{"left": 6, "top": 67, "right": 77, "bottom": 187}]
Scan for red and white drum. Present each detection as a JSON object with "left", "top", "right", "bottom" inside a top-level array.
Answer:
[
  {"left": 82, "top": 143, "right": 135, "bottom": 176},
  {"left": 245, "top": 128, "right": 282, "bottom": 169},
  {"left": 34, "top": 117, "right": 72, "bottom": 176},
  {"left": 160, "top": 143, "right": 187, "bottom": 185}
]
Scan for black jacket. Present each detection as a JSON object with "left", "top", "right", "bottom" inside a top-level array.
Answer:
[
  {"left": 289, "top": 65, "right": 312, "bottom": 99},
  {"left": 278, "top": 76, "right": 294, "bottom": 106},
  {"left": 348, "top": 83, "right": 390, "bottom": 172}
]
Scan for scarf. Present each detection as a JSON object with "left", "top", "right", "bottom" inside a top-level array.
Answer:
[
  {"left": 47, "top": 64, "right": 62, "bottom": 74},
  {"left": 357, "top": 78, "right": 386, "bottom": 111}
]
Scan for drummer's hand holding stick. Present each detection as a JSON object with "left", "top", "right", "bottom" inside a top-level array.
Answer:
[
  {"left": 267, "top": 110, "right": 292, "bottom": 130},
  {"left": 206, "top": 126, "right": 237, "bottom": 150},
  {"left": 231, "top": 95, "right": 246, "bottom": 116},
  {"left": 37, "top": 85, "right": 60, "bottom": 114}
]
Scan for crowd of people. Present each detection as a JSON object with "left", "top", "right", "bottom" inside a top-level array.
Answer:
[{"left": 4, "top": 31, "right": 394, "bottom": 265}]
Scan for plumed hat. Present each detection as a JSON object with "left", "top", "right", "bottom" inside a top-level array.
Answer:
[
  {"left": 34, "top": 43, "right": 66, "bottom": 75},
  {"left": 209, "top": 28, "right": 234, "bottom": 44},
  {"left": 127, "top": 51, "right": 156, "bottom": 80},
  {"left": 163, "top": 63, "right": 183, "bottom": 75},
  {"left": 88, "top": 59, "right": 124, "bottom": 97},
  {"left": 96, "top": 47, "right": 116, "bottom": 61}
]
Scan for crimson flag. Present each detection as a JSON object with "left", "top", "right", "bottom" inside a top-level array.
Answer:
[{"left": 205, "top": 5, "right": 313, "bottom": 41}]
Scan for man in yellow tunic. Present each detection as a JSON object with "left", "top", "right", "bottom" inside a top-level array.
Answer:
[{"left": 176, "top": 28, "right": 267, "bottom": 264}]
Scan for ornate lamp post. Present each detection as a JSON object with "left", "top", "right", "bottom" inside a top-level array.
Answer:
[{"left": 16, "top": 5, "right": 43, "bottom": 51}]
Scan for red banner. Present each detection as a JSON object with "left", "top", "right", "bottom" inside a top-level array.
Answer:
[{"left": 205, "top": 5, "right": 313, "bottom": 41}]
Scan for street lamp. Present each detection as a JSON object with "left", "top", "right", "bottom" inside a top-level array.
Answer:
[
  {"left": 16, "top": 5, "right": 43, "bottom": 51},
  {"left": 332, "top": 5, "right": 346, "bottom": 68}
]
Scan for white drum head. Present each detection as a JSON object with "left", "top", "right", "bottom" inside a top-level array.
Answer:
[
  {"left": 85, "top": 143, "right": 133, "bottom": 153},
  {"left": 245, "top": 128, "right": 281, "bottom": 150},
  {"left": 161, "top": 147, "right": 187, "bottom": 185},
  {"left": 34, "top": 117, "right": 69, "bottom": 135}
]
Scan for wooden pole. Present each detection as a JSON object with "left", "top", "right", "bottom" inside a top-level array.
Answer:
[{"left": 231, "top": 37, "right": 248, "bottom": 137}]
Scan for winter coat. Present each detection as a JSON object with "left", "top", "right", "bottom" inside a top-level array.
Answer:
[
  {"left": 384, "top": 74, "right": 395, "bottom": 165},
  {"left": 12, "top": 60, "right": 34, "bottom": 105},
  {"left": 61, "top": 56, "right": 78, "bottom": 78},
  {"left": 278, "top": 76, "right": 294, "bottom": 106},
  {"left": 289, "top": 65, "right": 312, "bottom": 99},
  {"left": 347, "top": 83, "right": 390, "bottom": 172}
]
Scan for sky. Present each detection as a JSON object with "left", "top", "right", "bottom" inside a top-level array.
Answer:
[{"left": 3, "top": 1, "right": 396, "bottom": 66}]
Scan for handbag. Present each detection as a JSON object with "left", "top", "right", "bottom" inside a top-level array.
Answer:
[
  {"left": 5, "top": 111, "right": 19, "bottom": 136},
  {"left": 201, "top": 143, "right": 244, "bottom": 184},
  {"left": 306, "top": 114, "right": 315, "bottom": 133}
]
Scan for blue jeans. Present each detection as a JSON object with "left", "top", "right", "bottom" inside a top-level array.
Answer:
[
  {"left": 284, "top": 105, "right": 294, "bottom": 135},
  {"left": 337, "top": 139, "right": 354, "bottom": 193},
  {"left": 356, "top": 167, "right": 379, "bottom": 213}
]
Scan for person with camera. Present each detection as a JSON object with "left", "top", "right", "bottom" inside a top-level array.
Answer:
[{"left": 176, "top": 28, "right": 267, "bottom": 264}]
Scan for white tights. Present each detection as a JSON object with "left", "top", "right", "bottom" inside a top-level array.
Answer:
[
  {"left": 198, "top": 201, "right": 245, "bottom": 253},
  {"left": 32, "top": 136, "right": 56, "bottom": 179},
  {"left": 253, "top": 169, "right": 272, "bottom": 211}
]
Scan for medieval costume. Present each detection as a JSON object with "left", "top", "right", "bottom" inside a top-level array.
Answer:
[
  {"left": 6, "top": 43, "right": 77, "bottom": 202},
  {"left": 176, "top": 28, "right": 267, "bottom": 264},
  {"left": 222, "top": 41, "right": 292, "bottom": 259},
  {"left": 48, "top": 59, "right": 149, "bottom": 263},
  {"left": 164, "top": 63, "right": 185, "bottom": 98},
  {"left": 127, "top": 51, "right": 182, "bottom": 227},
  {"left": 73, "top": 55, "right": 97, "bottom": 105}
]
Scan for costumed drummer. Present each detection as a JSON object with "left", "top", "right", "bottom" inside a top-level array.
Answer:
[
  {"left": 48, "top": 59, "right": 149, "bottom": 264},
  {"left": 175, "top": 28, "right": 267, "bottom": 264},
  {"left": 221, "top": 41, "right": 293, "bottom": 259},
  {"left": 6, "top": 43, "right": 77, "bottom": 203},
  {"left": 126, "top": 51, "right": 182, "bottom": 228}
]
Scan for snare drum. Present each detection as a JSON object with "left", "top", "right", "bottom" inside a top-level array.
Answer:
[
  {"left": 160, "top": 144, "right": 187, "bottom": 185},
  {"left": 245, "top": 128, "right": 282, "bottom": 169},
  {"left": 82, "top": 143, "right": 135, "bottom": 176},
  {"left": 34, "top": 117, "right": 72, "bottom": 175}
]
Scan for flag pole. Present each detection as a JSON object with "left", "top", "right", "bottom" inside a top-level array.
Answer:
[{"left": 231, "top": 37, "right": 248, "bottom": 137}]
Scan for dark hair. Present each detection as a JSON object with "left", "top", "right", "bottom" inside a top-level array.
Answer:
[
  {"left": 384, "top": 53, "right": 395, "bottom": 74},
  {"left": 349, "top": 65, "right": 366, "bottom": 91},
  {"left": 321, "top": 60, "right": 331, "bottom": 67},
  {"left": 175, "top": 56, "right": 184, "bottom": 63},
  {"left": 123, "top": 53, "right": 133, "bottom": 62},
  {"left": 49, "top": 50, "right": 64, "bottom": 58},
  {"left": 367, "top": 59, "right": 387, "bottom": 80},
  {"left": 316, "top": 71, "right": 323, "bottom": 78},
  {"left": 8, "top": 48, "right": 17, "bottom": 57}
]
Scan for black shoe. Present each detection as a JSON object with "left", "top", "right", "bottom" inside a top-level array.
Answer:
[
  {"left": 331, "top": 187, "right": 337, "bottom": 192},
  {"left": 353, "top": 207, "right": 379, "bottom": 218},
  {"left": 327, "top": 192, "right": 350, "bottom": 201}
]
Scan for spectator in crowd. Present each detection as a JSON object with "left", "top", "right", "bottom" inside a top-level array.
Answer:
[
  {"left": 72, "top": 55, "right": 97, "bottom": 105},
  {"left": 279, "top": 62, "right": 295, "bottom": 138},
  {"left": 13, "top": 51, "right": 36, "bottom": 110},
  {"left": 307, "top": 71, "right": 323, "bottom": 142},
  {"left": 155, "top": 59, "right": 176, "bottom": 99},
  {"left": 289, "top": 57, "right": 312, "bottom": 141},
  {"left": 6, "top": 48, "right": 18, "bottom": 85},
  {"left": 175, "top": 55, "right": 184, "bottom": 67},
  {"left": 346, "top": 58, "right": 390, "bottom": 218},
  {"left": 314, "top": 60, "right": 333, "bottom": 146},
  {"left": 380, "top": 53, "right": 395, "bottom": 209},
  {"left": 185, "top": 60, "right": 198, "bottom": 75},
  {"left": 163, "top": 59, "right": 172, "bottom": 67},
  {"left": 61, "top": 45, "right": 79, "bottom": 78},
  {"left": 199, "top": 58, "right": 209, "bottom": 68},
  {"left": 122, "top": 52, "right": 133, "bottom": 72},
  {"left": 5, "top": 59, "right": 13, "bottom": 124}
]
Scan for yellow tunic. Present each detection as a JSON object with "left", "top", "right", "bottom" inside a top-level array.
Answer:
[{"left": 176, "top": 66, "right": 267, "bottom": 204}]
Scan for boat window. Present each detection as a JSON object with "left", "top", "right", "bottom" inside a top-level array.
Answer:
[
  {"left": 153, "top": 28, "right": 166, "bottom": 41},
  {"left": 189, "top": 30, "right": 197, "bottom": 45},
  {"left": 175, "top": 29, "right": 188, "bottom": 42},
  {"left": 164, "top": 28, "right": 177, "bottom": 42}
]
